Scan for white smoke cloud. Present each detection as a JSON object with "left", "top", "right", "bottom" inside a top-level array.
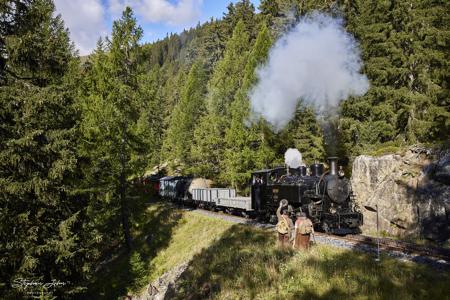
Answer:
[
  {"left": 250, "top": 12, "right": 369, "bottom": 131},
  {"left": 285, "top": 148, "right": 303, "bottom": 168}
]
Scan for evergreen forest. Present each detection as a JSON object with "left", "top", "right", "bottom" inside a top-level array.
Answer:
[{"left": 1, "top": 0, "right": 449, "bottom": 297}]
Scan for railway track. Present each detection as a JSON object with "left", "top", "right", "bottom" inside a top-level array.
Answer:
[
  {"left": 331, "top": 234, "right": 450, "bottom": 261},
  {"left": 187, "top": 207, "right": 450, "bottom": 270},
  {"left": 316, "top": 232, "right": 449, "bottom": 263}
]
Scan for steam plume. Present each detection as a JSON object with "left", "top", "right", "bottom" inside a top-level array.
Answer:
[
  {"left": 250, "top": 12, "right": 369, "bottom": 130},
  {"left": 284, "top": 148, "right": 303, "bottom": 168}
]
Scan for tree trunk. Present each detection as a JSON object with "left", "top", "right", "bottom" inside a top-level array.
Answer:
[{"left": 120, "top": 129, "right": 132, "bottom": 251}]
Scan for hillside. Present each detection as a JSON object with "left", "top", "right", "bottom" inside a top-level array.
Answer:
[{"left": 87, "top": 203, "right": 450, "bottom": 299}]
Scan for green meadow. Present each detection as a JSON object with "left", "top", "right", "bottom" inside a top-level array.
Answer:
[{"left": 88, "top": 202, "right": 450, "bottom": 299}]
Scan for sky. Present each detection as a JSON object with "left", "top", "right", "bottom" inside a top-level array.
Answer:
[{"left": 54, "top": 0, "right": 261, "bottom": 56}]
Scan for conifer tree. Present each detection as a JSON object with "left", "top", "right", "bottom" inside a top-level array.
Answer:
[
  {"left": 222, "top": 23, "right": 275, "bottom": 191},
  {"left": 341, "top": 0, "right": 449, "bottom": 153},
  {"left": 136, "top": 66, "right": 165, "bottom": 168},
  {"left": 207, "top": 20, "right": 251, "bottom": 116},
  {"left": 285, "top": 104, "right": 325, "bottom": 163},
  {"left": 0, "top": 0, "right": 88, "bottom": 296},
  {"left": 163, "top": 61, "right": 207, "bottom": 171},
  {"left": 79, "top": 7, "right": 144, "bottom": 250},
  {"left": 191, "top": 20, "right": 251, "bottom": 182},
  {"left": 189, "top": 19, "right": 229, "bottom": 73},
  {"left": 223, "top": 0, "right": 256, "bottom": 38}
]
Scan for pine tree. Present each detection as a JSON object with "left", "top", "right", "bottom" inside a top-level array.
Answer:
[
  {"left": 0, "top": 0, "right": 88, "bottom": 296},
  {"left": 341, "top": 0, "right": 450, "bottom": 154},
  {"left": 222, "top": 23, "right": 275, "bottom": 191},
  {"left": 79, "top": 7, "right": 144, "bottom": 251},
  {"left": 163, "top": 61, "right": 207, "bottom": 171},
  {"left": 191, "top": 20, "right": 252, "bottom": 182},
  {"left": 288, "top": 104, "right": 325, "bottom": 164}
]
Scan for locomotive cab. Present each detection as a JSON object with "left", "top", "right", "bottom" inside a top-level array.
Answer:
[
  {"left": 251, "top": 166, "right": 318, "bottom": 221},
  {"left": 251, "top": 169, "right": 271, "bottom": 212}
]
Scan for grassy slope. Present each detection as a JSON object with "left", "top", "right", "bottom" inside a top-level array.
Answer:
[
  {"left": 89, "top": 202, "right": 450, "bottom": 299},
  {"left": 88, "top": 202, "right": 234, "bottom": 298}
]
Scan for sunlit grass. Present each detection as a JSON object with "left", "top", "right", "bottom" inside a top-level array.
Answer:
[
  {"left": 87, "top": 202, "right": 234, "bottom": 298},
  {"left": 146, "top": 209, "right": 233, "bottom": 283},
  {"left": 173, "top": 222, "right": 450, "bottom": 300},
  {"left": 88, "top": 202, "right": 450, "bottom": 299}
]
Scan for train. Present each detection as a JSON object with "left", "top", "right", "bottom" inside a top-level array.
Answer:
[{"left": 152, "top": 157, "right": 363, "bottom": 234}]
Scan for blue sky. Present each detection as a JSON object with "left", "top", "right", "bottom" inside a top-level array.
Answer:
[{"left": 54, "top": 0, "right": 260, "bottom": 55}]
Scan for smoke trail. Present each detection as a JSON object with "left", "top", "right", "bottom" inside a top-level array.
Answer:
[{"left": 249, "top": 12, "right": 369, "bottom": 131}]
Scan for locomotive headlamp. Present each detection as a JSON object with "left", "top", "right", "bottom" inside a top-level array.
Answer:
[
  {"left": 338, "top": 166, "right": 345, "bottom": 177},
  {"left": 330, "top": 207, "right": 337, "bottom": 214}
]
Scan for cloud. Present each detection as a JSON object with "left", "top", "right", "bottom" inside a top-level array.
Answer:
[
  {"left": 54, "top": 0, "right": 108, "bottom": 55},
  {"left": 109, "top": 0, "right": 203, "bottom": 26},
  {"left": 55, "top": 0, "right": 204, "bottom": 55}
]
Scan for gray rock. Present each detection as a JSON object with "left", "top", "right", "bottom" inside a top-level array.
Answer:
[
  {"left": 351, "top": 147, "right": 450, "bottom": 243},
  {"left": 433, "top": 150, "right": 450, "bottom": 185}
]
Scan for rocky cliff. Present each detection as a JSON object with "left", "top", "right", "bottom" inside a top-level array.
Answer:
[{"left": 351, "top": 147, "right": 450, "bottom": 244}]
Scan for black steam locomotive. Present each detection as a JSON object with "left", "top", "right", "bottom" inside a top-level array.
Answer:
[
  {"left": 251, "top": 157, "right": 362, "bottom": 234},
  {"left": 156, "top": 157, "right": 363, "bottom": 235}
]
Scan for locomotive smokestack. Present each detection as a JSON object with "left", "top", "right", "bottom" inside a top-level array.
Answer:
[{"left": 328, "top": 157, "right": 338, "bottom": 176}]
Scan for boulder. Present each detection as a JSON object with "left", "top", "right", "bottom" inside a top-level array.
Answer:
[{"left": 351, "top": 147, "right": 450, "bottom": 243}]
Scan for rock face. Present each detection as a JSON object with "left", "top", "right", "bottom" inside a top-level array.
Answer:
[
  {"left": 435, "top": 149, "right": 450, "bottom": 184},
  {"left": 132, "top": 262, "right": 188, "bottom": 300},
  {"left": 351, "top": 147, "right": 450, "bottom": 243}
]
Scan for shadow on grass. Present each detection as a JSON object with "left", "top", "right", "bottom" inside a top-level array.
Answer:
[
  {"left": 171, "top": 226, "right": 450, "bottom": 300},
  {"left": 83, "top": 201, "right": 183, "bottom": 299},
  {"left": 172, "top": 224, "right": 296, "bottom": 299},
  {"left": 291, "top": 245, "right": 450, "bottom": 300}
]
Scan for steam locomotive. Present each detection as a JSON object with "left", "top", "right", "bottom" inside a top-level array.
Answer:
[{"left": 156, "top": 157, "right": 363, "bottom": 234}]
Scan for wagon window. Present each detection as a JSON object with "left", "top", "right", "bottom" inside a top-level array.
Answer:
[{"left": 269, "top": 172, "right": 278, "bottom": 184}]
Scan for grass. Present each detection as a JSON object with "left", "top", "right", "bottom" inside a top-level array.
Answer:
[
  {"left": 174, "top": 225, "right": 450, "bottom": 300},
  {"left": 87, "top": 202, "right": 450, "bottom": 299},
  {"left": 86, "top": 202, "right": 234, "bottom": 298}
]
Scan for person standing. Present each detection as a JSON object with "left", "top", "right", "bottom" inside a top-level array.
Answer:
[
  {"left": 293, "top": 212, "right": 314, "bottom": 250},
  {"left": 276, "top": 200, "right": 294, "bottom": 248}
]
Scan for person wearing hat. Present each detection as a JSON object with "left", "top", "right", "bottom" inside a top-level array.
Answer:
[
  {"left": 276, "top": 200, "right": 294, "bottom": 248},
  {"left": 293, "top": 212, "right": 314, "bottom": 250}
]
